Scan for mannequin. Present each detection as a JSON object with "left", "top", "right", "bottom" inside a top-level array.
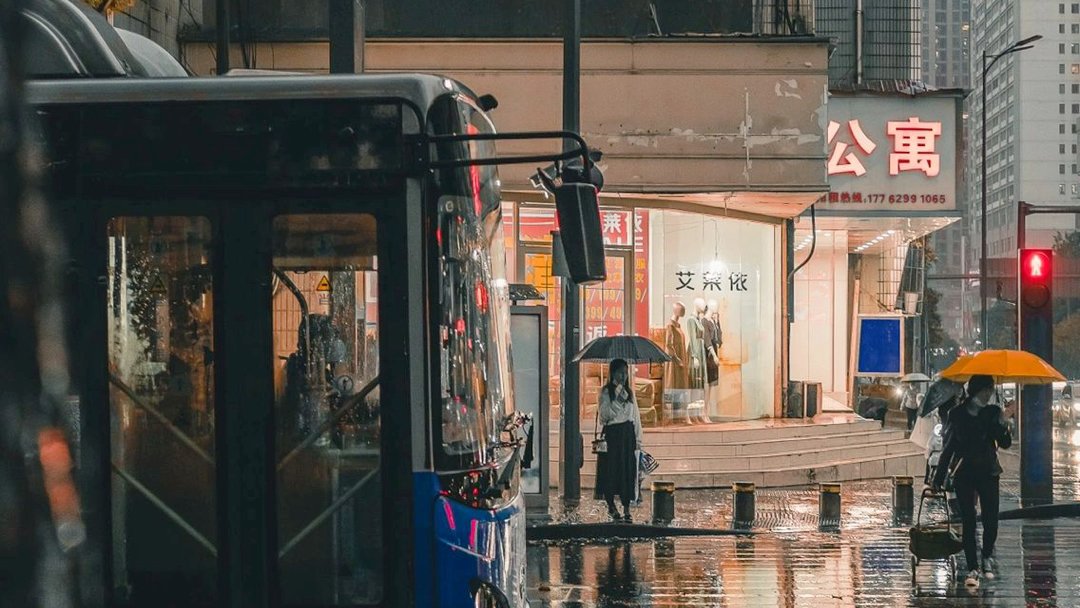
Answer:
[
  {"left": 703, "top": 299, "right": 722, "bottom": 420},
  {"left": 685, "top": 298, "right": 707, "bottom": 421},
  {"left": 664, "top": 302, "right": 690, "bottom": 389},
  {"left": 664, "top": 302, "right": 690, "bottom": 423}
]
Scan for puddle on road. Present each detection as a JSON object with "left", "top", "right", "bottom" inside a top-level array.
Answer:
[{"left": 527, "top": 520, "right": 1080, "bottom": 607}]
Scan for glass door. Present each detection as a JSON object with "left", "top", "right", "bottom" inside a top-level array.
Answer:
[{"left": 99, "top": 200, "right": 410, "bottom": 608}]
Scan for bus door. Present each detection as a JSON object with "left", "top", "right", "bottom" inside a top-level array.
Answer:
[{"left": 98, "top": 197, "right": 413, "bottom": 607}]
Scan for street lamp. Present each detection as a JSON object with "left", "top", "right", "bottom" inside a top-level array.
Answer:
[{"left": 981, "top": 34, "right": 1041, "bottom": 345}]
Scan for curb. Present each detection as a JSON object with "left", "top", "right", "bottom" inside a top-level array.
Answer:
[
  {"left": 998, "top": 501, "right": 1080, "bottom": 520},
  {"left": 527, "top": 523, "right": 755, "bottom": 542}
]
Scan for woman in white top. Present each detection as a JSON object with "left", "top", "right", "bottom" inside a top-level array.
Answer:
[{"left": 592, "top": 358, "right": 643, "bottom": 522}]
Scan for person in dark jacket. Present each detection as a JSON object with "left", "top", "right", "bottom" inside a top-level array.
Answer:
[{"left": 932, "top": 374, "right": 1015, "bottom": 589}]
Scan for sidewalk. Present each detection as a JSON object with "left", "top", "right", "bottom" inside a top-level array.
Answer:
[
  {"left": 536, "top": 427, "right": 1080, "bottom": 533},
  {"left": 537, "top": 477, "right": 1079, "bottom": 535}
]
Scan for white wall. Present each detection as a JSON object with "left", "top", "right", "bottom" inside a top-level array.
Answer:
[{"left": 790, "top": 231, "right": 849, "bottom": 394}]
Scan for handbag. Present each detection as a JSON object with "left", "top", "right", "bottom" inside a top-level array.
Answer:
[
  {"left": 639, "top": 450, "right": 659, "bottom": 475},
  {"left": 591, "top": 404, "right": 607, "bottom": 454}
]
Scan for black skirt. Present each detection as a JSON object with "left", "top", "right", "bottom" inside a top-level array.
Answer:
[{"left": 594, "top": 421, "right": 638, "bottom": 502}]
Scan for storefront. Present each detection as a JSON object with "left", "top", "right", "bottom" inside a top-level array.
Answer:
[
  {"left": 790, "top": 89, "right": 963, "bottom": 407},
  {"left": 503, "top": 198, "right": 782, "bottom": 426}
]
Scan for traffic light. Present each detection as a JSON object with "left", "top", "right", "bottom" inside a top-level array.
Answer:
[{"left": 1018, "top": 248, "right": 1053, "bottom": 361}]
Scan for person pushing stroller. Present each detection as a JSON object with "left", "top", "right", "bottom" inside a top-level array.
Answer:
[{"left": 932, "top": 374, "right": 1015, "bottom": 589}]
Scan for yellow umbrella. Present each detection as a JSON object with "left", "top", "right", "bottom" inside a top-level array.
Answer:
[{"left": 939, "top": 349, "right": 1065, "bottom": 385}]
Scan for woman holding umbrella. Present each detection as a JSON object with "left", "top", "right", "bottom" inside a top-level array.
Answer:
[
  {"left": 932, "top": 374, "right": 1015, "bottom": 588},
  {"left": 594, "top": 358, "right": 643, "bottom": 523},
  {"left": 575, "top": 336, "right": 670, "bottom": 522}
]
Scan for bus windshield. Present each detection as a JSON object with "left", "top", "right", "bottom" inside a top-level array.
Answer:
[{"left": 432, "top": 95, "right": 515, "bottom": 470}]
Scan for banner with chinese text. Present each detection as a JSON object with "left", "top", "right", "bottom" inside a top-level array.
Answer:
[{"left": 821, "top": 94, "right": 960, "bottom": 212}]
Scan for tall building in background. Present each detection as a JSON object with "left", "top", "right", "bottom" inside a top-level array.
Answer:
[
  {"left": 922, "top": 0, "right": 971, "bottom": 348},
  {"left": 921, "top": 0, "right": 971, "bottom": 88},
  {"left": 966, "top": 0, "right": 1080, "bottom": 287},
  {"left": 816, "top": 0, "right": 923, "bottom": 86}
]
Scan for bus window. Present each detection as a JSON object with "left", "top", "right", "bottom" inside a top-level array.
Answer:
[
  {"left": 106, "top": 216, "right": 217, "bottom": 605},
  {"left": 272, "top": 213, "right": 381, "bottom": 605},
  {"left": 435, "top": 99, "right": 515, "bottom": 476}
]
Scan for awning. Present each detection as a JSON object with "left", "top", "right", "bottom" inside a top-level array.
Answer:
[{"left": 504, "top": 189, "right": 824, "bottom": 224}]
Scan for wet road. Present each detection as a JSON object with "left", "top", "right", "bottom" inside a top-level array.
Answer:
[
  {"left": 528, "top": 426, "right": 1080, "bottom": 606},
  {"left": 527, "top": 519, "right": 1080, "bottom": 607}
]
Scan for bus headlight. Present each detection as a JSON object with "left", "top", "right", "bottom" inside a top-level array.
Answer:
[{"left": 471, "top": 580, "right": 510, "bottom": 608}]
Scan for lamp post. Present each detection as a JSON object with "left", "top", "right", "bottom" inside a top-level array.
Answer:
[{"left": 981, "top": 34, "right": 1041, "bottom": 343}]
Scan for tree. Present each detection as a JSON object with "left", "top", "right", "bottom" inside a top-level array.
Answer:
[
  {"left": 1055, "top": 313, "right": 1080, "bottom": 380},
  {"left": 1053, "top": 231, "right": 1080, "bottom": 259}
]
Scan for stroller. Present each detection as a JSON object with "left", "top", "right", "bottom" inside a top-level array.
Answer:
[{"left": 908, "top": 487, "right": 963, "bottom": 585}]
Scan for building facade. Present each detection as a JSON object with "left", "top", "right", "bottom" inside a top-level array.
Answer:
[
  {"left": 178, "top": 35, "right": 830, "bottom": 425},
  {"left": 967, "top": 0, "right": 1080, "bottom": 270},
  {"left": 921, "top": 0, "right": 971, "bottom": 89}
]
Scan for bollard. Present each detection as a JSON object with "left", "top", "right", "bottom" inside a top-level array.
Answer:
[
  {"left": 892, "top": 476, "right": 914, "bottom": 524},
  {"left": 651, "top": 481, "right": 676, "bottom": 525},
  {"left": 818, "top": 482, "right": 842, "bottom": 530},
  {"left": 732, "top": 481, "right": 756, "bottom": 530}
]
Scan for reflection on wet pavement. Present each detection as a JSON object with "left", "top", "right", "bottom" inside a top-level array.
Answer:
[
  {"left": 527, "top": 519, "right": 1080, "bottom": 607},
  {"left": 545, "top": 427, "right": 1080, "bottom": 533}
]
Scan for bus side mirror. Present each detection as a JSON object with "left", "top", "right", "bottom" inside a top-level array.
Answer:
[{"left": 554, "top": 183, "right": 606, "bottom": 284}]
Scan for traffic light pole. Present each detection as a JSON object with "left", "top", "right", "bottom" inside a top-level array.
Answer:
[
  {"left": 1016, "top": 202, "right": 1080, "bottom": 505},
  {"left": 1018, "top": 248, "right": 1054, "bottom": 506}
]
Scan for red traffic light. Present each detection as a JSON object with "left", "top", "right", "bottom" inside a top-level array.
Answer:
[
  {"left": 1019, "top": 249, "right": 1053, "bottom": 309},
  {"left": 1020, "top": 249, "right": 1052, "bottom": 283}
]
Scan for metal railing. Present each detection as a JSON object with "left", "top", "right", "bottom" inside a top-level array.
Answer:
[{"left": 754, "top": 0, "right": 815, "bottom": 35}]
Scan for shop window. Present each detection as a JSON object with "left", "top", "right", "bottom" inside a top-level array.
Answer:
[{"left": 513, "top": 205, "right": 779, "bottom": 425}]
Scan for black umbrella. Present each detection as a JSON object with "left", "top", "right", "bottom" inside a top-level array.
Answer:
[
  {"left": 920, "top": 379, "right": 964, "bottom": 417},
  {"left": 856, "top": 397, "right": 890, "bottom": 424},
  {"left": 571, "top": 335, "right": 671, "bottom": 365}
]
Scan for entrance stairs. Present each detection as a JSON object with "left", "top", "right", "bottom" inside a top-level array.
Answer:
[{"left": 550, "top": 414, "right": 925, "bottom": 489}]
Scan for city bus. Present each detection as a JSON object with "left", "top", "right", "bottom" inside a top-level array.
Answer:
[{"left": 29, "top": 74, "right": 602, "bottom": 608}]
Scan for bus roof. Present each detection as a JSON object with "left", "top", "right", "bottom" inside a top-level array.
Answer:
[{"left": 25, "top": 73, "right": 477, "bottom": 115}]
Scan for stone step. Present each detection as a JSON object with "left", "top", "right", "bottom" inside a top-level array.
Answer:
[
  {"left": 570, "top": 451, "right": 926, "bottom": 489},
  {"left": 574, "top": 439, "right": 918, "bottom": 473},
  {"left": 550, "top": 418, "right": 885, "bottom": 448},
  {"left": 551, "top": 429, "right": 908, "bottom": 459}
]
